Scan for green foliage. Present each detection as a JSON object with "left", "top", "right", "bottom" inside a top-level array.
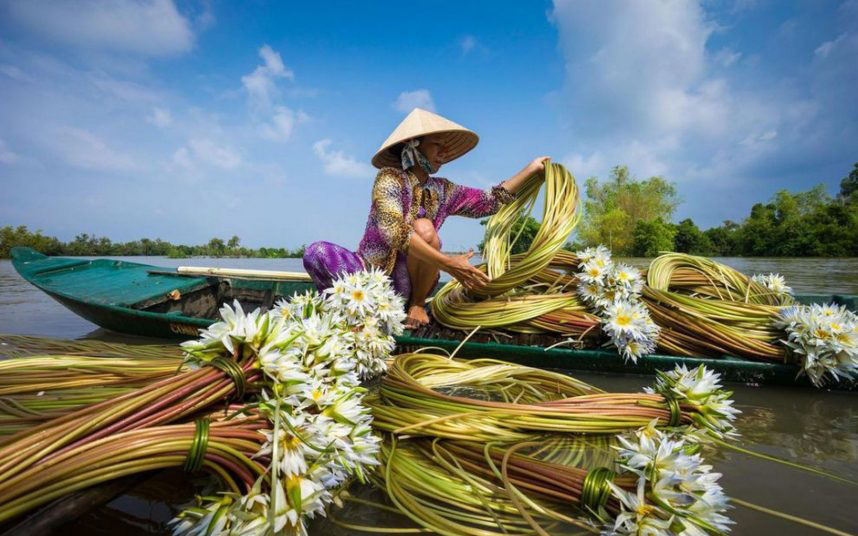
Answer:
[
  {"left": 0, "top": 227, "right": 307, "bottom": 259},
  {"left": 478, "top": 210, "right": 541, "bottom": 255},
  {"left": 703, "top": 221, "right": 740, "bottom": 256},
  {"left": 673, "top": 219, "right": 714, "bottom": 256},
  {"left": 631, "top": 218, "right": 676, "bottom": 257},
  {"left": 571, "top": 162, "right": 858, "bottom": 258},
  {"left": 704, "top": 181, "right": 858, "bottom": 257},
  {"left": 840, "top": 162, "right": 858, "bottom": 201},
  {"left": 578, "top": 165, "right": 679, "bottom": 255},
  {"left": 0, "top": 226, "right": 63, "bottom": 258}
]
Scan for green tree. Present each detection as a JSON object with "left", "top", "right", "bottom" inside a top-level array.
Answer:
[
  {"left": 227, "top": 235, "right": 241, "bottom": 251},
  {"left": 578, "top": 166, "right": 679, "bottom": 254},
  {"left": 0, "top": 225, "right": 63, "bottom": 257},
  {"left": 703, "top": 221, "right": 740, "bottom": 256},
  {"left": 478, "top": 211, "right": 541, "bottom": 255},
  {"left": 839, "top": 162, "right": 858, "bottom": 201},
  {"left": 673, "top": 218, "right": 714, "bottom": 255},
  {"left": 631, "top": 219, "right": 676, "bottom": 257},
  {"left": 207, "top": 238, "right": 226, "bottom": 256}
]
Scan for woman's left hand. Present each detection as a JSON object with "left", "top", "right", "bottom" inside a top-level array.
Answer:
[{"left": 527, "top": 156, "right": 551, "bottom": 178}]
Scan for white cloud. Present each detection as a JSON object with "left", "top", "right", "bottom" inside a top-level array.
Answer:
[
  {"left": 173, "top": 138, "right": 242, "bottom": 170},
  {"left": 0, "top": 139, "right": 19, "bottom": 164},
  {"left": 313, "top": 139, "right": 374, "bottom": 178},
  {"left": 561, "top": 151, "right": 605, "bottom": 179},
  {"left": 146, "top": 107, "right": 173, "bottom": 128},
  {"left": 815, "top": 33, "right": 848, "bottom": 58},
  {"left": 49, "top": 127, "right": 136, "bottom": 171},
  {"left": 553, "top": 0, "right": 727, "bottom": 139},
  {"left": 459, "top": 35, "right": 488, "bottom": 57},
  {"left": 1, "top": 0, "right": 195, "bottom": 57},
  {"left": 188, "top": 138, "right": 241, "bottom": 169},
  {"left": 0, "top": 64, "right": 33, "bottom": 83},
  {"left": 392, "top": 89, "right": 435, "bottom": 114},
  {"left": 89, "top": 73, "right": 162, "bottom": 102},
  {"left": 171, "top": 147, "right": 193, "bottom": 169},
  {"left": 242, "top": 45, "right": 294, "bottom": 110},
  {"left": 548, "top": 0, "right": 844, "bottom": 226},
  {"left": 714, "top": 48, "right": 742, "bottom": 67},
  {"left": 259, "top": 106, "right": 310, "bottom": 142},
  {"left": 460, "top": 35, "right": 477, "bottom": 55}
]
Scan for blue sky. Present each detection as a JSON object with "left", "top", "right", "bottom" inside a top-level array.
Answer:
[{"left": 1, "top": 0, "right": 856, "bottom": 251}]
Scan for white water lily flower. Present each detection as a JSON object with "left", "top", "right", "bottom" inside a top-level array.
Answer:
[
  {"left": 611, "top": 264, "right": 641, "bottom": 289},
  {"left": 646, "top": 365, "right": 740, "bottom": 439},
  {"left": 574, "top": 245, "right": 658, "bottom": 363},
  {"left": 775, "top": 303, "right": 858, "bottom": 387},
  {"left": 605, "top": 479, "right": 673, "bottom": 536},
  {"left": 608, "top": 421, "right": 733, "bottom": 536},
  {"left": 257, "top": 416, "right": 313, "bottom": 477},
  {"left": 181, "top": 300, "right": 248, "bottom": 359},
  {"left": 751, "top": 273, "right": 793, "bottom": 301},
  {"left": 579, "top": 259, "right": 609, "bottom": 284}
]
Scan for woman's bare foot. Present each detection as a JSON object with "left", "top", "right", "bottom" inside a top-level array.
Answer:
[{"left": 405, "top": 304, "right": 430, "bottom": 329}]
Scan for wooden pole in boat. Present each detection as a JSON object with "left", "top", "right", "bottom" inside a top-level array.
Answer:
[{"left": 175, "top": 266, "right": 312, "bottom": 282}]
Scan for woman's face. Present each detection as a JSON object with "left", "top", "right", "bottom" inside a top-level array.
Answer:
[{"left": 419, "top": 135, "right": 449, "bottom": 171}]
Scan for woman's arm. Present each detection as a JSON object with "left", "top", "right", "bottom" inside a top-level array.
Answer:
[
  {"left": 406, "top": 232, "right": 490, "bottom": 291},
  {"left": 500, "top": 156, "right": 551, "bottom": 194}
]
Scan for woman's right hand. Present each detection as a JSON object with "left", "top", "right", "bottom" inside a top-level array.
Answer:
[{"left": 443, "top": 250, "right": 490, "bottom": 291}]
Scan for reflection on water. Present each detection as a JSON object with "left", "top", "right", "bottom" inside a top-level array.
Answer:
[{"left": 1, "top": 257, "right": 857, "bottom": 534}]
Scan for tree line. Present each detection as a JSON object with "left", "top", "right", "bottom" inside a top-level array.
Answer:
[
  {"left": 597, "top": 162, "right": 858, "bottom": 257},
  {"left": 480, "top": 162, "right": 858, "bottom": 257},
  {"left": 0, "top": 228, "right": 306, "bottom": 259}
]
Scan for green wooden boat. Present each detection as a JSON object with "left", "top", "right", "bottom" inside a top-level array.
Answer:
[{"left": 11, "top": 247, "right": 858, "bottom": 390}]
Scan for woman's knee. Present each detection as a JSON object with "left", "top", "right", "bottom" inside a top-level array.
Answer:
[{"left": 412, "top": 218, "right": 440, "bottom": 249}]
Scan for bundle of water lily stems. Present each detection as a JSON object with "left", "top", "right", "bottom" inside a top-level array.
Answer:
[
  {"left": 643, "top": 253, "right": 789, "bottom": 360},
  {"left": 363, "top": 351, "right": 739, "bottom": 536},
  {"left": 430, "top": 162, "right": 858, "bottom": 387},
  {"left": 0, "top": 336, "right": 185, "bottom": 435},
  {"left": 0, "top": 269, "right": 406, "bottom": 534},
  {"left": 432, "top": 163, "right": 601, "bottom": 339}
]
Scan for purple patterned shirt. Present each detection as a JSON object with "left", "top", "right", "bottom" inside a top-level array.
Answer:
[{"left": 357, "top": 167, "right": 515, "bottom": 274}]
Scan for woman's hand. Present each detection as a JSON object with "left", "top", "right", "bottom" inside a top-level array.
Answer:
[
  {"left": 527, "top": 156, "right": 551, "bottom": 178},
  {"left": 443, "top": 250, "right": 490, "bottom": 291},
  {"left": 501, "top": 156, "right": 552, "bottom": 194}
]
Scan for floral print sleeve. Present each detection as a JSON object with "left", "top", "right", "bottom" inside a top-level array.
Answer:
[
  {"left": 357, "top": 168, "right": 414, "bottom": 274},
  {"left": 373, "top": 169, "right": 414, "bottom": 252},
  {"left": 442, "top": 179, "right": 516, "bottom": 218}
]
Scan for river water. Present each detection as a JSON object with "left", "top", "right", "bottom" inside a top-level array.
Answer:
[{"left": 1, "top": 256, "right": 857, "bottom": 535}]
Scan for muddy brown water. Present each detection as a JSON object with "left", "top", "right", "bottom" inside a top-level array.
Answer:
[{"left": 1, "top": 257, "right": 857, "bottom": 535}]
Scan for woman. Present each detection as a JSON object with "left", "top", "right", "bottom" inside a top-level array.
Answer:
[{"left": 303, "top": 108, "right": 548, "bottom": 329}]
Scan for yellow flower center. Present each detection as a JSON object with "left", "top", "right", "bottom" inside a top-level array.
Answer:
[
  {"left": 616, "top": 314, "right": 632, "bottom": 327},
  {"left": 352, "top": 290, "right": 365, "bottom": 302},
  {"left": 283, "top": 434, "right": 302, "bottom": 449},
  {"left": 636, "top": 504, "right": 655, "bottom": 517}
]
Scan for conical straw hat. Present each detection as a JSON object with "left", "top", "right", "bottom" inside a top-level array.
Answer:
[{"left": 372, "top": 108, "right": 479, "bottom": 169}]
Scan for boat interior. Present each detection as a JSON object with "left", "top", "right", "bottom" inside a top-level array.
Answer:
[{"left": 134, "top": 278, "right": 316, "bottom": 319}]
